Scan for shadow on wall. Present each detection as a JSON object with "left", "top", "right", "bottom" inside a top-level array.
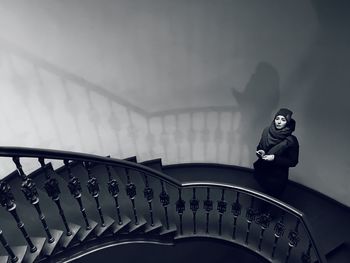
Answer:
[
  {"left": 0, "top": 39, "right": 283, "bottom": 177},
  {"left": 232, "top": 62, "right": 280, "bottom": 164},
  {"left": 0, "top": 38, "right": 246, "bottom": 176}
]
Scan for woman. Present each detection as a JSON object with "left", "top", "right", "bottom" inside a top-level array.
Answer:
[{"left": 254, "top": 108, "right": 299, "bottom": 198}]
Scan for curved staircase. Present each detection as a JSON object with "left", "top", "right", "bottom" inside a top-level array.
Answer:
[{"left": 0, "top": 147, "right": 348, "bottom": 263}]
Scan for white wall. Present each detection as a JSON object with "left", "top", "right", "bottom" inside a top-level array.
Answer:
[{"left": 0, "top": 0, "right": 349, "bottom": 206}]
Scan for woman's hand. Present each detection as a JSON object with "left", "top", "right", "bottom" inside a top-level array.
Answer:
[
  {"left": 256, "top": 150, "right": 265, "bottom": 157},
  {"left": 262, "top": 154, "right": 275, "bottom": 161}
]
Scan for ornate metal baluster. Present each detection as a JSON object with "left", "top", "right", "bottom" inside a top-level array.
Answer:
[
  {"left": 190, "top": 188, "right": 199, "bottom": 234},
  {"left": 64, "top": 160, "right": 91, "bottom": 230},
  {"left": 106, "top": 166, "right": 123, "bottom": 225},
  {"left": 301, "top": 241, "right": 312, "bottom": 263},
  {"left": 255, "top": 212, "right": 272, "bottom": 251},
  {"left": 285, "top": 219, "right": 300, "bottom": 263},
  {"left": 143, "top": 174, "right": 154, "bottom": 226},
  {"left": 159, "top": 181, "right": 170, "bottom": 229},
  {"left": 217, "top": 189, "right": 227, "bottom": 236},
  {"left": 39, "top": 158, "right": 72, "bottom": 236},
  {"left": 0, "top": 228, "right": 18, "bottom": 262},
  {"left": 0, "top": 181, "right": 37, "bottom": 252},
  {"left": 231, "top": 192, "right": 241, "bottom": 240},
  {"left": 272, "top": 212, "right": 286, "bottom": 258},
  {"left": 203, "top": 188, "right": 213, "bottom": 234},
  {"left": 13, "top": 157, "right": 54, "bottom": 243},
  {"left": 84, "top": 162, "right": 105, "bottom": 227},
  {"left": 125, "top": 169, "right": 138, "bottom": 225},
  {"left": 176, "top": 189, "right": 185, "bottom": 235},
  {"left": 245, "top": 197, "right": 257, "bottom": 245}
]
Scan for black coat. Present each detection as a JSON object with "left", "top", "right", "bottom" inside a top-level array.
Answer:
[{"left": 253, "top": 135, "right": 299, "bottom": 197}]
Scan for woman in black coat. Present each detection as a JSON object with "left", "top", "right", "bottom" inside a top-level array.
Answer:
[{"left": 253, "top": 108, "right": 299, "bottom": 198}]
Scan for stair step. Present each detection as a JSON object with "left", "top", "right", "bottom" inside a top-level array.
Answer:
[
  {"left": 127, "top": 217, "right": 147, "bottom": 233},
  {"left": 30, "top": 166, "right": 93, "bottom": 239},
  {"left": 76, "top": 219, "right": 98, "bottom": 242},
  {"left": 157, "top": 184, "right": 179, "bottom": 237},
  {"left": 124, "top": 156, "right": 137, "bottom": 163},
  {"left": 41, "top": 229, "right": 63, "bottom": 256},
  {"left": 115, "top": 159, "right": 177, "bottom": 237},
  {"left": 109, "top": 166, "right": 151, "bottom": 232},
  {"left": 10, "top": 246, "right": 27, "bottom": 263},
  {"left": 23, "top": 237, "right": 45, "bottom": 263},
  {"left": 94, "top": 216, "right": 114, "bottom": 237},
  {"left": 85, "top": 164, "right": 133, "bottom": 234},
  {"left": 28, "top": 165, "right": 79, "bottom": 233},
  {"left": 140, "top": 158, "right": 163, "bottom": 173},
  {"left": 111, "top": 215, "right": 131, "bottom": 234},
  {"left": 59, "top": 222, "right": 81, "bottom": 248},
  {"left": 55, "top": 163, "right": 111, "bottom": 229},
  {"left": 110, "top": 157, "right": 168, "bottom": 235},
  {"left": 0, "top": 245, "right": 27, "bottom": 263},
  {"left": 159, "top": 224, "right": 177, "bottom": 236},
  {"left": 2, "top": 171, "right": 59, "bottom": 247},
  {"left": 144, "top": 219, "right": 163, "bottom": 234},
  {"left": 0, "top": 207, "right": 26, "bottom": 250}
]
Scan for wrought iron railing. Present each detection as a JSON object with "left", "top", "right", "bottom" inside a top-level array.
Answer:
[{"left": 0, "top": 147, "right": 326, "bottom": 263}]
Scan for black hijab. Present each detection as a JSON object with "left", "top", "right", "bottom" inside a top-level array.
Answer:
[{"left": 260, "top": 109, "right": 296, "bottom": 155}]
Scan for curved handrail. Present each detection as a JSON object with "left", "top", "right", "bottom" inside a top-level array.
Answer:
[
  {"left": 182, "top": 182, "right": 326, "bottom": 263},
  {"left": 0, "top": 146, "right": 181, "bottom": 187},
  {"left": 0, "top": 146, "right": 305, "bottom": 216},
  {"left": 0, "top": 146, "right": 327, "bottom": 263},
  {"left": 182, "top": 182, "right": 303, "bottom": 217}
]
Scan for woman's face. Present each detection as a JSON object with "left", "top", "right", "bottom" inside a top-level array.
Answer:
[{"left": 274, "top": 115, "right": 287, "bottom": 129}]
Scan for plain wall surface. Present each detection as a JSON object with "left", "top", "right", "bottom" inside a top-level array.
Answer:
[{"left": 0, "top": 0, "right": 349, "bottom": 206}]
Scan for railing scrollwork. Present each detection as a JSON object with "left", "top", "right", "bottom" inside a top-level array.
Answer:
[{"left": 0, "top": 147, "right": 327, "bottom": 263}]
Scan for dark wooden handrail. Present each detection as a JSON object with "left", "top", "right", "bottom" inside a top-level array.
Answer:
[
  {"left": 0, "top": 146, "right": 327, "bottom": 263},
  {"left": 182, "top": 182, "right": 326, "bottom": 263},
  {"left": 0, "top": 146, "right": 181, "bottom": 187}
]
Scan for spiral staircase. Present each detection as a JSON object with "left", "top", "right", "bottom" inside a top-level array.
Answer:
[
  {"left": 1, "top": 40, "right": 349, "bottom": 263},
  {"left": 0, "top": 147, "right": 348, "bottom": 263}
]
